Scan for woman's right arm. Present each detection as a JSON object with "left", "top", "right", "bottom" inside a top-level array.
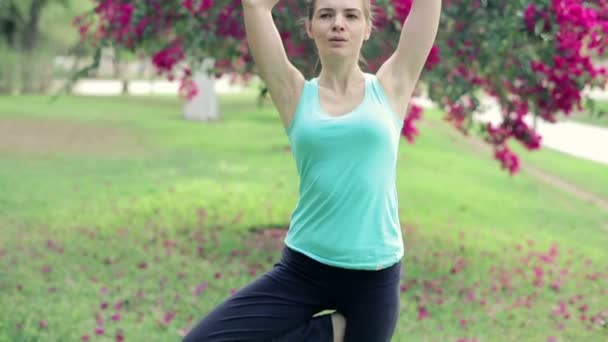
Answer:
[{"left": 242, "top": 0, "right": 305, "bottom": 130}]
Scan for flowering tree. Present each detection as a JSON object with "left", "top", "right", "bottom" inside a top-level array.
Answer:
[
  {"left": 428, "top": 0, "right": 608, "bottom": 173},
  {"left": 73, "top": 0, "right": 608, "bottom": 174}
]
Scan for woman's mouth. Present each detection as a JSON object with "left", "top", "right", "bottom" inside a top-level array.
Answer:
[{"left": 329, "top": 39, "right": 347, "bottom": 46}]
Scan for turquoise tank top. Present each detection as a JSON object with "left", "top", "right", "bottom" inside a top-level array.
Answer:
[{"left": 284, "top": 72, "right": 405, "bottom": 270}]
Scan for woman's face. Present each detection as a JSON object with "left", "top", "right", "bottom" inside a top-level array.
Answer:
[{"left": 306, "top": 0, "right": 371, "bottom": 60}]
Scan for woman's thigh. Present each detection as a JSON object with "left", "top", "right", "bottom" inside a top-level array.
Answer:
[
  {"left": 336, "top": 261, "right": 402, "bottom": 342},
  {"left": 183, "top": 253, "right": 333, "bottom": 342}
]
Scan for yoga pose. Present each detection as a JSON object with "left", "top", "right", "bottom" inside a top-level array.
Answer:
[{"left": 184, "top": 0, "right": 441, "bottom": 340}]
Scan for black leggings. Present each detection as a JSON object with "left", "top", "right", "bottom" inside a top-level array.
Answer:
[{"left": 183, "top": 246, "right": 402, "bottom": 342}]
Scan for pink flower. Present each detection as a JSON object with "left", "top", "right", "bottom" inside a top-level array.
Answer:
[
  {"left": 179, "top": 74, "right": 199, "bottom": 101},
  {"left": 152, "top": 40, "right": 185, "bottom": 74},
  {"left": 114, "top": 300, "right": 123, "bottom": 310},
  {"left": 393, "top": 0, "right": 413, "bottom": 21},
  {"left": 116, "top": 329, "right": 125, "bottom": 342},
  {"left": 494, "top": 146, "right": 520, "bottom": 175},
  {"left": 401, "top": 104, "right": 423, "bottom": 144},
  {"left": 162, "top": 311, "right": 176, "bottom": 325},
  {"left": 524, "top": 4, "right": 538, "bottom": 32},
  {"left": 425, "top": 46, "right": 441, "bottom": 71},
  {"left": 193, "top": 282, "right": 208, "bottom": 296},
  {"left": 417, "top": 306, "right": 430, "bottom": 320}
]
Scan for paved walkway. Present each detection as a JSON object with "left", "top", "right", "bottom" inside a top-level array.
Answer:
[{"left": 413, "top": 96, "right": 608, "bottom": 166}]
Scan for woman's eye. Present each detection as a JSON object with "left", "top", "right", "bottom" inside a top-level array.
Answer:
[{"left": 319, "top": 13, "right": 357, "bottom": 19}]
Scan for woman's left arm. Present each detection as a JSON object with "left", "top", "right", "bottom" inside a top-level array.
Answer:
[{"left": 377, "top": 0, "right": 442, "bottom": 95}]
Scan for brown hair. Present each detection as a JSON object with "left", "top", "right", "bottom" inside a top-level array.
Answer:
[{"left": 298, "top": 0, "right": 377, "bottom": 74}]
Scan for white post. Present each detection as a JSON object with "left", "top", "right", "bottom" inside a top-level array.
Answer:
[{"left": 183, "top": 58, "right": 219, "bottom": 122}]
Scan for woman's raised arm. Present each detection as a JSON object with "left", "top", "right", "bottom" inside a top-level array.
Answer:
[
  {"left": 242, "top": 0, "right": 305, "bottom": 130},
  {"left": 377, "top": 0, "right": 442, "bottom": 99}
]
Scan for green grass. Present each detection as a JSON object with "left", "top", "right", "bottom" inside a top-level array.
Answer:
[
  {"left": 567, "top": 99, "right": 608, "bottom": 127},
  {"left": 512, "top": 143, "right": 608, "bottom": 199},
  {"left": 0, "top": 94, "right": 607, "bottom": 341},
  {"left": 424, "top": 105, "right": 608, "bottom": 200}
]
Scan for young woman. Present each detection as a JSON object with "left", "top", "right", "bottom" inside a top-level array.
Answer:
[{"left": 183, "top": 0, "right": 441, "bottom": 341}]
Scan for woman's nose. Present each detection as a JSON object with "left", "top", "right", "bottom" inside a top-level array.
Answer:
[
  {"left": 332, "top": 21, "right": 345, "bottom": 31},
  {"left": 332, "top": 15, "right": 346, "bottom": 31}
]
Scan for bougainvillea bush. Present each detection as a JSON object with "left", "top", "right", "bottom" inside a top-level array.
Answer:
[{"left": 73, "top": 0, "right": 608, "bottom": 174}]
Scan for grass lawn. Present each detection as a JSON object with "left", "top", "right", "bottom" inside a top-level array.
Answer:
[
  {"left": 566, "top": 99, "right": 608, "bottom": 128},
  {"left": 0, "top": 93, "right": 606, "bottom": 341},
  {"left": 423, "top": 107, "right": 608, "bottom": 200}
]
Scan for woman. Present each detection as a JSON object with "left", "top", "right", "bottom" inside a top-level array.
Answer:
[{"left": 183, "top": 0, "right": 441, "bottom": 341}]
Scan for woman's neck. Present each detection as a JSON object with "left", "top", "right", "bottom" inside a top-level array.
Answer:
[{"left": 317, "top": 67, "right": 366, "bottom": 96}]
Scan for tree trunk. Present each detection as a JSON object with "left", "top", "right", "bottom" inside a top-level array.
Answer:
[
  {"left": 15, "top": 0, "right": 48, "bottom": 93},
  {"left": 112, "top": 49, "right": 128, "bottom": 95},
  {"left": 21, "top": 0, "right": 47, "bottom": 51},
  {"left": 11, "top": 51, "right": 23, "bottom": 95},
  {"left": 183, "top": 58, "right": 220, "bottom": 122}
]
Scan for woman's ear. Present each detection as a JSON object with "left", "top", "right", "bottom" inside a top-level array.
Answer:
[
  {"left": 306, "top": 19, "right": 313, "bottom": 39},
  {"left": 364, "top": 20, "right": 372, "bottom": 41}
]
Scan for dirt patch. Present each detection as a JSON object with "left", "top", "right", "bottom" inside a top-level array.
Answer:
[{"left": 0, "top": 118, "right": 152, "bottom": 157}]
